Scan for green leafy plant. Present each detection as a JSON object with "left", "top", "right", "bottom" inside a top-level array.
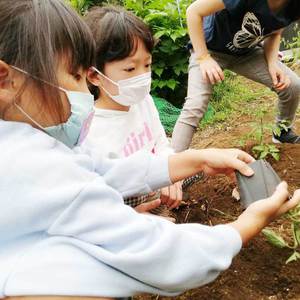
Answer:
[
  {"left": 263, "top": 206, "right": 300, "bottom": 264},
  {"left": 238, "top": 109, "right": 287, "bottom": 161},
  {"left": 252, "top": 143, "right": 280, "bottom": 161}
]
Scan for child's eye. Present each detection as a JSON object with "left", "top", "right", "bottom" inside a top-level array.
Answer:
[
  {"left": 74, "top": 74, "right": 82, "bottom": 81},
  {"left": 145, "top": 63, "right": 152, "bottom": 68},
  {"left": 124, "top": 67, "right": 135, "bottom": 72}
]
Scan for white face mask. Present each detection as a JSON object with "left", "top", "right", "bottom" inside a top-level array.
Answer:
[{"left": 92, "top": 67, "right": 152, "bottom": 106}]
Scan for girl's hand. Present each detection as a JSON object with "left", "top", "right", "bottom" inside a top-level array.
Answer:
[
  {"left": 168, "top": 148, "right": 254, "bottom": 185},
  {"left": 160, "top": 181, "right": 183, "bottom": 209},
  {"left": 268, "top": 62, "right": 291, "bottom": 91},
  {"left": 134, "top": 199, "right": 176, "bottom": 222},
  {"left": 134, "top": 199, "right": 161, "bottom": 213},
  {"left": 230, "top": 182, "right": 300, "bottom": 244},
  {"left": 244, "top": 182, "right": 299, "bottom": 227},
  {"left": 199, "top": 56, "right": 224, "bottom": 84},
  {"left": 198, "top": 148, "right": 255, "bottom": 177}
]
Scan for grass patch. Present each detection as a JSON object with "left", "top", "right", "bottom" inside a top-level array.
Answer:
[{"left": 199, "top": 71, "right": 274, "bottom": 129}]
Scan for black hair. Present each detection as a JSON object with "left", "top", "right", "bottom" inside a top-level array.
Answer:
[
  {"left": 0, "top": 0, "right": 95, "bottom": 122},
  {"left": 85, "top": 5, "right": 155, "bottom": 71},
  {"left": 85, "top": 6, "right": 155, "bottom": 99}
]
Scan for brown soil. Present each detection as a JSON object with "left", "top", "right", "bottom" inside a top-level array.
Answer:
[{"left": 135, "top": 78, "right": 300, "bottom": 300}]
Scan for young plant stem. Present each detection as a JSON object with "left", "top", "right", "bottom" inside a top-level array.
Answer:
[{"left": 260, "top": 117, "right": 263, "bottom": 145}]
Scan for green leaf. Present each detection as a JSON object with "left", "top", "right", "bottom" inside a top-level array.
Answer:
[
  {"left": 153, "top": 67, "right": 164, "bottom": 77},
  {"left": 170, "top": 30, "right": 187, "bottom": 42},
  {"left": 170, "top": 32, "right": 178, "bottom": 42},
  {"left": 154, "top": 30, "right": 166, "bottom": 39},
  {"left": 177, "top": 27, "right": 188, "bottom": 36},
  {"left": 173, "top": 63, "right": 187, "bottom": 76},
  {"left": 278, "top": 121, "right": 289, "bottom": 132},
  {"left": 159, "top": 44, "right": 180, "bottom": 53},
  {"left": 262, "top": 229, "right": 288, "bottom": 248},
  {"left": 269, "top": 145, "right": 280, "bottom": 152},
  {"left": 292, "top": 222, "right": 300, "bottom": 246},
  {"left": 286, "top": 251, "right": 300, "bottom": 264},
  {"left": 271, "top": 152, "right": 280, "bottom": 161},
  {"left": 144, "top": 11, "right": 168, "bottom": 22},
  {"left": 166, "top": 79, "right": 177, "bottom": 90},
  {"left": 259, "top": 151, "right": 268, "bottom": 159},
  {"left": 252, "top": 145, "right": 265, "bottom": 151},
  {"left": 273, "top": 126, "right": 282, "bottom": 137},
  {"left": 157, "top": 80, "right": 167, "bottom": 89}
]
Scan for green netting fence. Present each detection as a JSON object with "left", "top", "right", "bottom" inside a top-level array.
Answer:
[{"left": 153, "top": 96, "right": 215, "bottom": 135}]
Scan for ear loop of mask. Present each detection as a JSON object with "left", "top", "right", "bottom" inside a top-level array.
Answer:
[
  {"left": 11, "top": 66, "right": 67, "bottom": 93},
  {"left": 14, "top": 102, "right": 46, "bottom": 130},
  {"left": 10, "top": 65, "right": 67, "bottom": 131},
  {"left": 91, "top": 67, "right": 120, "bottom": 97}
]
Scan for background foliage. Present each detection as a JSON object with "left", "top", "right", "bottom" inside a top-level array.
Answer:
[
  {"left": 68, "top": 0, "right": 193, "bottom": 107},
  {"left": 67, "top": 0, "right": 300, "bottom": 110}
]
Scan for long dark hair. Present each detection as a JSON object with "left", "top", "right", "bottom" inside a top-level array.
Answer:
[{"left": 0, "top": 0, "right": 95, "bottom": 122}]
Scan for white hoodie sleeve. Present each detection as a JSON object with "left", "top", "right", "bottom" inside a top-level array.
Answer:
[
  {"left": 78, "top": 146, "right": 172, "bottom": 198},
  {"left": 47, "top": 176, "right": 242, "bottom": 295}
]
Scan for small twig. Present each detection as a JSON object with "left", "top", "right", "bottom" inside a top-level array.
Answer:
[
  {"left": 203, "top": 140, "right": 214, "bottom": 148},
  {"left": 260, "top": 117, "right": 263, "bottom": 145},
  {"left": 211, "top": 208, "right": 235, "bottom": 221},
  {"left": 286, "top": 153, "right": 294, "bottom": 162},
  {"left": 212, "top": 208, "right": 227, "bottom": 216},
  {"left": 184, "top": 208, "right": 191, "bottom": 223},
  {"left": 155, "top": 295, "right": 160, "bottom": 300}
]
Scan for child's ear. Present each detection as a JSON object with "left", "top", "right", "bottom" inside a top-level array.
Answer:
[
  {"left": 0, "top": 60, "right": 15, "bottom": 104},
  {"left": 0, "top": 60, "right": 10, "bottom": 87},
  {"left": 87, "top": 67, "right": 102, "bottom": 87}
]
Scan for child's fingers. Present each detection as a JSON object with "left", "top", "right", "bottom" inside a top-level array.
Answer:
[
  {"left": 207, "top": 70, "right": 216, "bottom": 85},
  {"left": 169, "top": 183, "right": 183, "bottom": 209},
  {"left": 170, "top": 197, "right": 181, "bottom": 210},
  {"left": 202, "top": 69, "right": 210, "bottom": 84},
  {"left": 212, "top": 68, "right": 222, "bottom": 83},
  {"left": 218, "top": 67, "right": 225, "bottom": 81},
  {"left": 160, "top": 187, "right": 170, "bottom": 204},
  {"left": 228, "top": 157, "right": 254, "bottom": 177},
  {"left": 234, "top": 149, "right": 255, "bottom": 164},
  {"left": 134, "top": 199, "right": 161, "bottom": 213},
  {"left": 162, "top": 186, "right": 171, "bottom": 206},
  {"left": 166, "top": 185, "right": 177, "bottom": 207},
  {"left": 275, "top": 181, "right": 288, "bottom": 191},
  {"left": 269, "top": 181, "right": 289, "bottom": 205},
  {"left": 170, "top": 201, "right": 180, "bottom": 210},
  {"left": 277, "top": 189, "right": 300, "bottom": 215},
  {"left": 271, "top": 71, "right": 279, "bottom": 86}
]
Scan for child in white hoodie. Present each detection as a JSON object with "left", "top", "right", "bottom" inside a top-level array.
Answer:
[
  {"left": 0, "top": 1, "right": 299, "bottom": 300},
  {"left": 84, "top": 6, "right": 198, "bottom": 213}
]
